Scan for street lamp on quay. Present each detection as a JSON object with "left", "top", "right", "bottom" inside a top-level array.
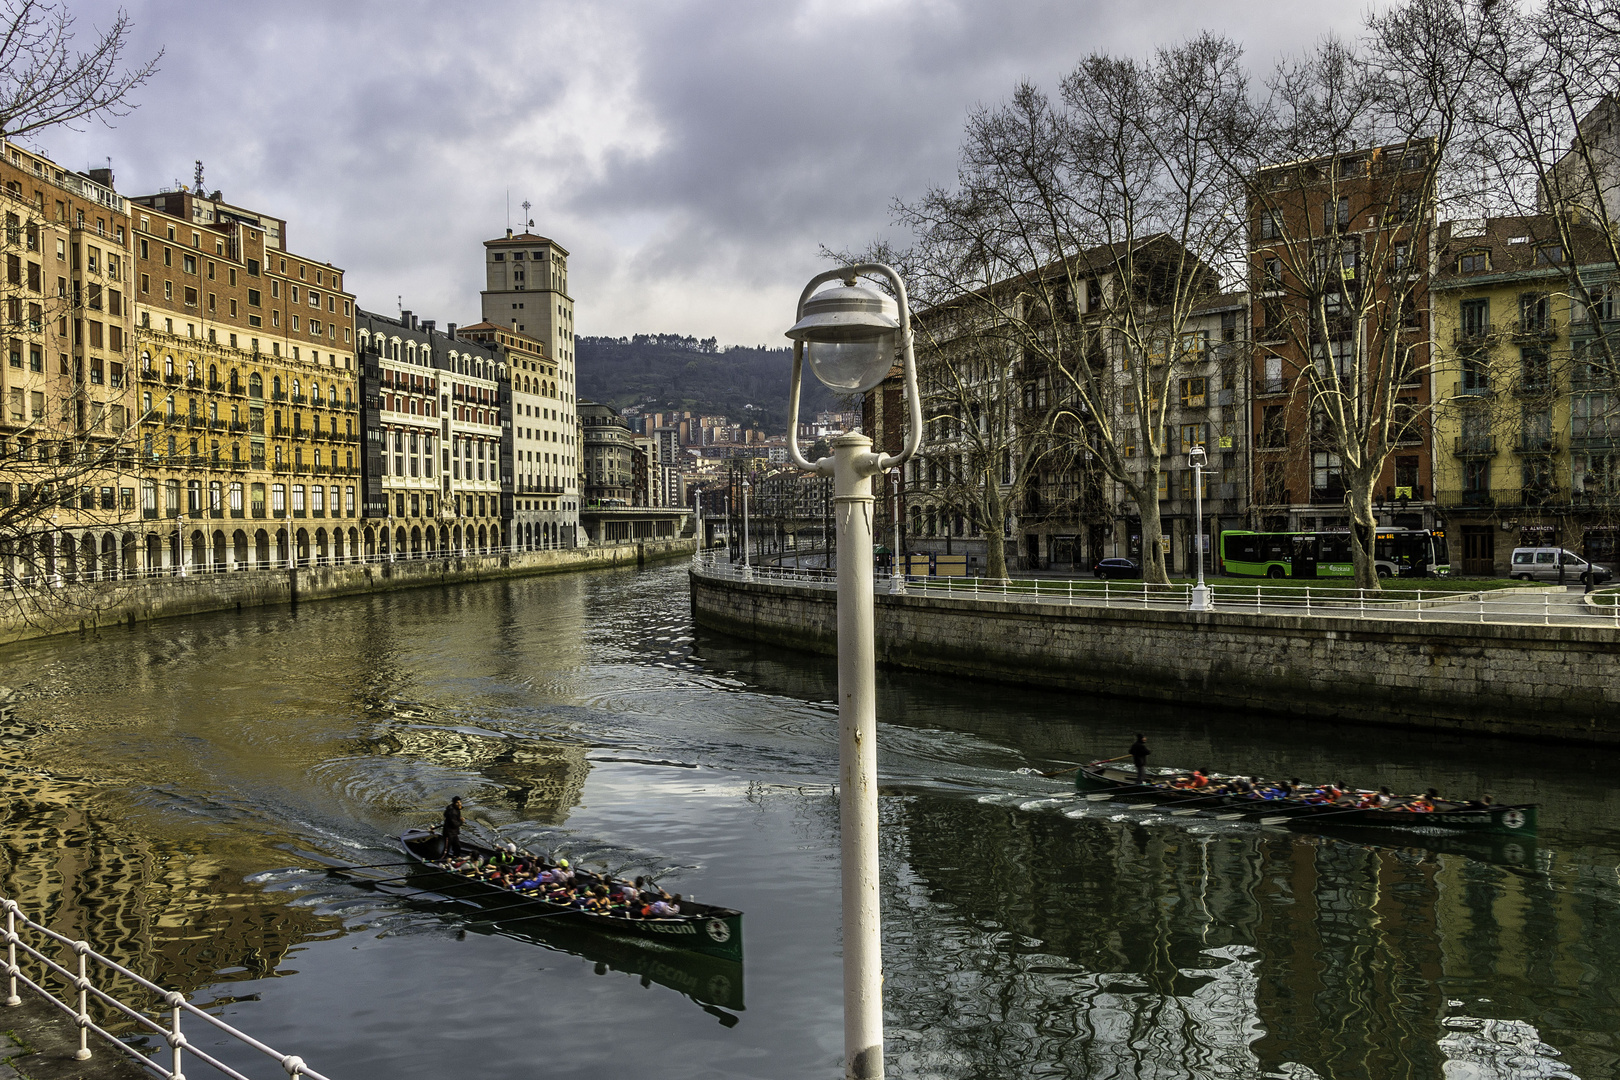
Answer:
[
  {"left": 741, "top": 475, "right": 752, "bottom": 581},
  {"left": 1188, "top": 444, "right": 1211, "bottom": 611},
  {"left": 785, "top": 264, "right": 922, "bottom": 1080}
]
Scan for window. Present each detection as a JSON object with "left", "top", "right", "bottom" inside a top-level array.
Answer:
[
  {"left": 1460, "top": 298, "right": 1490, "bottom": 338},
  {"left": 1257, "top": 210, "right": 1279, "bottom": 240},
  {"left": 1458, "top": 249, "right": 1489, "bottom": 273},
  {"left": 272, "top": 484, "right": 286, "bottom": 515},
  {"left": 1180, "top": 377, "right": 1207, "bottom": 407},
  {"left": 1536, "top": 244, "right": 1564, "bottom": 266}
]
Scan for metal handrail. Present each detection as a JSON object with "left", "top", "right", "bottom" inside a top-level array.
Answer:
[
  {"left": 690, "top": 549, "right": 1620, "bottom": 629},
  {"left": 3, "top": 895, "right": 334, "bottom": 1079}
]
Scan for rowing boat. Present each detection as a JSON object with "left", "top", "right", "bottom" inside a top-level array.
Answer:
[
  {"left": 399, "top": 828, "right": 744, "bottom": 962},
  {"left": 1075, "top": 764, "right": 1538, "bottom": 839}
]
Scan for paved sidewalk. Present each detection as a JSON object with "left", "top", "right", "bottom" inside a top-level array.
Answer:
[{"left": 0, "top": 993, "right": 150, "bottom": 1080}]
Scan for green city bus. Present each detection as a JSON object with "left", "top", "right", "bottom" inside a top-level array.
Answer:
[{"left": 1219, "top": 529, "right": 1449, "bottom": 579}]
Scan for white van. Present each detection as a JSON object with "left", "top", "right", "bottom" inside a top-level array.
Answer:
[{"left": 1509, "top": 547, "right": 1614, "bottom": 585}]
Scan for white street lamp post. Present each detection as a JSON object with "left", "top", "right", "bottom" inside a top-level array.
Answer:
[
  {"left": 890, "top": 479, "right": 905, "bottom": 595},
  {"left": 177, "top": 514, "right": 188, "bottom": 579},
  {"left": 785, "top": 264, "right": 922, "bottom": 1080},
  {"left": 742, "top": 476, "right": 752, "bottom": 581},
  {"left": 1188, "top": 444, "right": 1211, "bottom": 611}
]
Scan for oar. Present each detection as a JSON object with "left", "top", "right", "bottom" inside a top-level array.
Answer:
[
  {"left": 323, "top": 860, "right": 418, "bottom": 875},
  {"left": 1041, "top": 755, "right": 1127, "bottom": 779},
  {"left": 1254, "top": 799, "right": 1424, "bottom": 827}
]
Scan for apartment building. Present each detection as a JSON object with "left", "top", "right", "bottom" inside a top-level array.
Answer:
[
  {"left": 355, "top": 310, "right": 452, "bottom": 556},
  {"left": 0, "top": 142, "right": 140, "bottom": 581},
  {"left": 129, "top": 185, "right": 359, "bottom": 569},
  {"left": 1430, "top": 215, "right": 1618, "bottom": 574},
  {"left": 435, "top": 327, "right": 504, "bottom": 552},
  {"left": 1108, "top": 293, "right": 1251, "bottom": 573},
  {"left": 1248, "top": 141, "right": 1437, "bottom": 535},
  {"left": 580, "top": 401, "right": 634, "bottom": 506},
  {"left": 457, "top": 321, "right": 578, "bottom": 549}
]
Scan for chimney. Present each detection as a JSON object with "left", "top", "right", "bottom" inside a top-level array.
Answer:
[
  {"left": 447, "top": 322, "right": 457, "bottom": 340},
  {"left": 411, "top": 314, "right": 420, "bottom": 331},
  {"left": 87, "top": 166, "right": 114, "bottom": 189},
  {"left": 400, "top": 309, "right": 412, "bottom": 328},
  {"left": 505, "top": 228, "right": 513, "bottom": 239},
  {"left": 422, "top": 319, "right": 435, "bottom": 333}
]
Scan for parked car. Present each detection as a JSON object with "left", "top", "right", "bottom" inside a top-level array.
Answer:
[
  {"left": 1508, "top": 547, "right": 1614, "bottom": 585},
  {"left": 1092, "top": 557, "right": 1142, "bottom": 580}
]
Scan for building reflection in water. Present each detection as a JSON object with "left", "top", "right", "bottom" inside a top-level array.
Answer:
[{"left": 887, "top": 796, "right": 1599, "bottom": 1079}]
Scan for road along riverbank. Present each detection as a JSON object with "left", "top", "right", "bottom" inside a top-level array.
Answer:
[
  {"left": 0, "top": 538, "right": 695, "bottom": 647},
  {"left": 690, "top": 562, "right": 1620, "bottom": 745}
]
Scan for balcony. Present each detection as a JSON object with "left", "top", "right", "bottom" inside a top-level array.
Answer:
[
  {"left": 208, "top": 379, "right": 225, "bottom": 392},
  {"left": 228, "top": 382, "right": 245, "bottom": 397},
  {"left": 1438, "top": 489, "right": 1494, "bottom": 508},
  {"left": 139, "top": 368, "right": 158, "bottom": 383},
  {"left": 186, "top": 376, "right": 204, "bottom": 389},
  {"left": 1522, "top": 484, "right": 1561, "bottom": 507},
  {"left": 163, "top": 372, "right": 182, "bottom": 385},
  {"left": 1384, "top": 483, "right": 1427, "bottom": 502},
  {"left": 271, "top": 391, "right": 288, "bottom": 402},
  {"left": 1513, "top": 376, "right": 1555, "bottom": 397},
  {"left": 1453, "top": 436, "right": 1497, "bottom": 457},
  {"left": 1453, "top": 379, "right": 1494, "bottom": 398},
  {"left": 1453, "top": 323, "right": 1498, "bottom": 346},
  {"left": 291, "top": 393, "right": 307, "bottom": 405},
  {"left": 1513, "top": 435, "right": 1559, "bottom": 455},
  {"left": 229, "top": 420, "right": 249, "bottom": 433},
  {"left": 1509, "top": 317, "right": 1559, "bottom": 342},
  {"left": 1253, "top": 377, "right": 1290, "bottom": 397}
]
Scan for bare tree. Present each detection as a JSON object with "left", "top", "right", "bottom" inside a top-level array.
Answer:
[
  {"left": 893, "top": 34, "right": 1256, "bottom": 584},
  {"left": 1241, "top": 4, "right": 1479, "bottom": 589},
  {"left": 0, "top": 0, "right": 159, "bottom": 140}
]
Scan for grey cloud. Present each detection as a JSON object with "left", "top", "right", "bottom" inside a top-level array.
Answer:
[{"left": 47, "top": 0, "right": 1371, "bottom": 345}]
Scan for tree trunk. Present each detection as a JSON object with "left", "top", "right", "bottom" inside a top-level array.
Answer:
[
  {"left": 1137, "top": 463, "right": 1170, "bottom": 585},
  {"left": 982, "top": 481, "right": 1008, "bottom": 581},
  {"left": 1345, "top": 472, "right": 1380, "bottom": 591}
]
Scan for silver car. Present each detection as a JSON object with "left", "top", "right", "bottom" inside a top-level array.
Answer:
[{"left": 1509, "top": 547, "right": 1614, "bottom": 585}]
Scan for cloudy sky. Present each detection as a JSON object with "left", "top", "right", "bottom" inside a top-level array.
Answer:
[{"left": 43, "top": 0, "right": 1372, "bottom": 346}]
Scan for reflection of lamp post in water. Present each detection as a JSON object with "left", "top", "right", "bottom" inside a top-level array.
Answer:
[{"left": 785, "top": 264, "right": 922, "bottom": 1080}]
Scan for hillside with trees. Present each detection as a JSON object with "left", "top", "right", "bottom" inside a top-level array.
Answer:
[{"left": 574, "top": 335, "right": 841, "bottom": 430}]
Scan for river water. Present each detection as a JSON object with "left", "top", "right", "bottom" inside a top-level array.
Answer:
[{"left": 0, "top": 562, "right": 1616, "bottom": 1079}]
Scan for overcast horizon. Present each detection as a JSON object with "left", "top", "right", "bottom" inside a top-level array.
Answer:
[{"left": 39, "top": 1, "right": 1377, "bottom": 348}]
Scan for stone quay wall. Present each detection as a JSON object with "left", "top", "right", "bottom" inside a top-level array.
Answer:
[
  {"left": 690, "top": 569, "right": 1620, "bottom": 745},
  {"left": 0, "top": 539, "right": 696, "bottom": 646}
]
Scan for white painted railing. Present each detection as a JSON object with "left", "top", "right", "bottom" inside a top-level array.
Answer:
[
  {"left": 691, "top": 550, "right": 1620, "bottom": 628},
  {"left": 3, "top": 896, "right": 334, "bottom": 1080}
]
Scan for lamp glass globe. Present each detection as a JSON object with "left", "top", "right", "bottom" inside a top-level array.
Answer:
[{"left": 806, "top": 335, "right": 895, "bottom": 394}]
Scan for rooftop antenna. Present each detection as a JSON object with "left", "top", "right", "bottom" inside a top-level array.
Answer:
[
  {"left": 506, "top": 190, "right": 510, "bottom": 232},
  {"left": 521, "top": 200, "right": 531, "bottom": 231},
  {"left": 194, "top": 160, "right": 204, "bottom": 193}
]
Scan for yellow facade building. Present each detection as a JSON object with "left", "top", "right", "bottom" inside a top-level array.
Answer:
[
  {"left": 129, "top": 187, "right": 358, "bottom": 570},
  {"left": 1431, "top": 216, "right": 1618, "bottom": 574}
]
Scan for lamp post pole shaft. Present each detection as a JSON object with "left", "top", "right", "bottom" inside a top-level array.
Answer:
[{"left": 832, "top": 431, "right": 883, "bottom": 1080}]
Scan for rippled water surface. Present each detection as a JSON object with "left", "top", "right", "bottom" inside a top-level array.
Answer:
[{"left": 1, "top": 563, "right": 1617, "bottom": 1079}]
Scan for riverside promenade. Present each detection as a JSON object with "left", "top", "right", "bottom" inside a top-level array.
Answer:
[
  {"left": 0, "top": 538, "right": 697, "bottom": 647},
  {"left": 689, "top": 552, "right": 1620, "bottom": 744}
]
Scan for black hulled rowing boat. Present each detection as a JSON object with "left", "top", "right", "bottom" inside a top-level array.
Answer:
[
  {"left": 399, "top": 828, "right": 743, "bottom": 962},
  {"left": 1076, "top": 763, "right": 1538, "bottom": 839}
]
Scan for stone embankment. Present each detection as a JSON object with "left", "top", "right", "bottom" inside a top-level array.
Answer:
[
  {"left": 0, "top": 539, "right": 696, "bottom": 647},
  {"left": 690, "top": 569, "right": 1620, "bottom": 744}
]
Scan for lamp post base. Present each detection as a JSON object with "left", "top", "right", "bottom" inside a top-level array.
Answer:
[{"left": 1189, "top": 584, "right": 1212, "bottom": 611}]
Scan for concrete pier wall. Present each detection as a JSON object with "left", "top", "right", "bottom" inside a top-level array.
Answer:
[
  {"left": 689, "top": 569, "right": 1620, "bottom": 744},
  {"left": 0, "top": 539, "right": 696, "bottom": 646}
]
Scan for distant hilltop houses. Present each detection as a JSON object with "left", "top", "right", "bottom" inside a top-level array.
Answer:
[{"left": 0, "top": 139, "right": 688, "bottom": 578}]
